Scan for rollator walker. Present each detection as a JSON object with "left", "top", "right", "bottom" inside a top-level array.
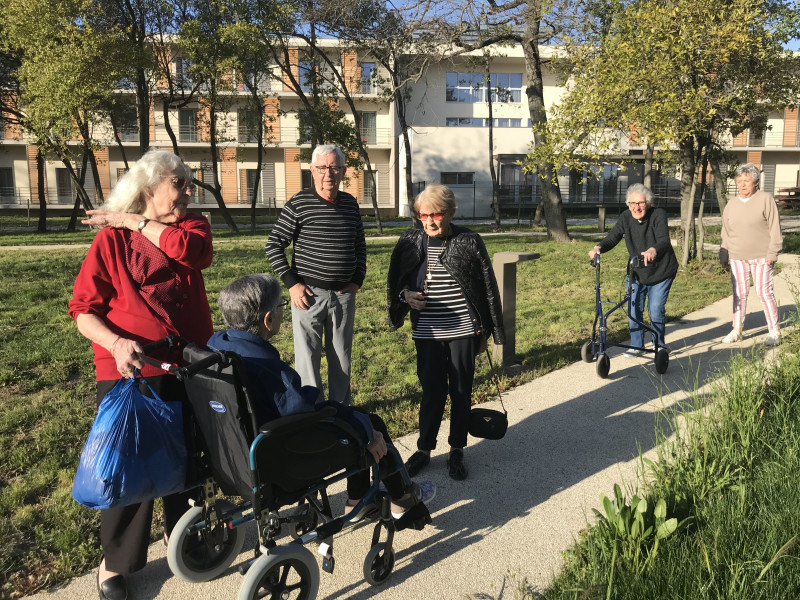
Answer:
[{"left": 581, "top": 254, "right": 670, "bottom": 379}]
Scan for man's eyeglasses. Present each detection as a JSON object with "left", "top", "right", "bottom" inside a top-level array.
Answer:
[
  {"left": 312, "top": 165, "right": 344, "bottom": 175},
  {"left": 278, "top": 298, "right": 290, "bottom": 308},
  {"left": 169, "top": 176, "right": 194, "bottom": 192},
  {"left": 418, "top": 212, "right": 446, "bottom": 220}
]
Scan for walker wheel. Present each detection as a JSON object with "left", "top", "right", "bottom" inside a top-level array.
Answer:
[
  {"left": 655, "top": 349, "right": 669, "bottom": 374},
  {"left": 363, "top": 542, "right": 395, "bottom": 586},
  {"left": 596, "top": 354, "right": 610, "bottom": 379},
  {"left": 581, "top": 340, "right": 595, "bottom": 363}
]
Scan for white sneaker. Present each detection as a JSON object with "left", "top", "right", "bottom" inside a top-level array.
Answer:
[
  {"left": 623, "top": 348, "right": 645, "bottom": 358},
  {"left": 721, "top": 329, "right": 742, "bottom": 344},
  {"left": 765, "top": 330, "right": 781, "bottom": 347}
]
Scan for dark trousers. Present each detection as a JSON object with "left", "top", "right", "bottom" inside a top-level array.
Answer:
[
  {"left": 95, "top": 375, "right": 196, "bottom": 574},
  {"left": 346, "top": 413, "right": 406, "bottom": 501},
  {"left": 415, "top": 336, "right": 480, "bottom": 451}
]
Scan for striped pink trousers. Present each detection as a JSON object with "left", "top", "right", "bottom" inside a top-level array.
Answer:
[{"left": 729, "top": 258, "right": 779, "bottom": 331}]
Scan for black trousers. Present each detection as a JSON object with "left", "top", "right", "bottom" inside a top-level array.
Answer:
[
  {"left": 415, "top": 336, "right": 480, "bottom": 451},
  {"left": 95, "top": 375, "right": 197, "bottom": 574},
  {"left": 346, "top": 413, "right": 406, "bottom": 501}
]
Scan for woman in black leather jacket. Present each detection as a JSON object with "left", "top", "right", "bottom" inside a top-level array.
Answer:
[{"left": 387, "top": 184, "right": 504, "bottom": 481}]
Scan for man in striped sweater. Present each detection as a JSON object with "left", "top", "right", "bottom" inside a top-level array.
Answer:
[{"left": 265, "top": 144, "right": 366, "bottom": 405}]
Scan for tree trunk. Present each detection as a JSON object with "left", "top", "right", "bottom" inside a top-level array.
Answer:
[
  {"left": 36, "top": 149, "right": 46, "bottom": 233},
  {"left": 710, "top": 160, "right": 728, "bottom": 216},
  {"left": 205, "top": 93, "right": 239, "bottom": 233},
  {"left": 696, "top": 156, "right": 709, "bottom": 261},
  {"left": 522, "top": 6, "right": 569, "bottom": 242},
  {"left": 678, "top": 139, "right": 696, "bottom": 266},
  {"left": 135, "top": 68, "right": 150, "bottom": 158},
  {"left": 644, "top": 144, "right": 654, "bottom": 189}
]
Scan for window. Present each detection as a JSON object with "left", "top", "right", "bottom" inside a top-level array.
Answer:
[
  {"left": 362, "top": 170, "right": 377, "bottom": 204},
  {"left": 56, "top": 168, "right": 73, "bottom": 204},
  {"left": 301, "top": 169, "right": 313, "bottom": 190},
  {"left": 360, "top": 112, "right": 376, "bottom": 144},
  {"left": 360, "top": 62, "right": 376, "bottom": 94},
  {"left": 441, "top": 172, "right": 474, "bottom": 185},
  {"left": 298, "top": 60, "right": 314, "bottom": 92},
  {"left": 446, "top": 72, "right": 523, "bottom": 104},
  {"left": 489, "top": 73, "right": 523, "bottom": 103},
  {"left": 0, "top": 167, "right": 13, "bottom": 203},
  {"left": 446, "top": 117, "right": 484, "bottom": 127},
  {"left": 116, "top": 107, "right": 138, "bottom": 142},
  {"left": 175, "top": 58, "right": 193, "bottom": 89},
  {"left": 446, "top": 72, "right": 485, "bottom": 103},
  {"left": 244, "top": 169, "right": 262, "bottom": 203},
  {"left": 0, "top": 113, "right": 4, "bottom": 140},
  {"left": 238, "top": 109, "right": 260, "bottom": 143},
  {"left": 179, "top": 108, "right": 197, "bottom": 143}
]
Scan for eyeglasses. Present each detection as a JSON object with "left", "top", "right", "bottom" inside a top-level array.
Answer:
[
  {"left": 628, "top": 201, "right": 647, "bottom": 207},
  {"left": 169, "top": 176, "right": 194, "bottom": 192},
  {"left": 312, "top": 165, "right": 344, "bottom": 175},
  {"left": 418, "top": 212, "right": 446, "bottom": 220},
  {"left": 278, "top": 298, "right": 289, "bottom": 308}
]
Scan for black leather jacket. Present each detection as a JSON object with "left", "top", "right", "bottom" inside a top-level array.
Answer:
[{"left": 387, "top": 224, "right": 505, "bottom": 345}]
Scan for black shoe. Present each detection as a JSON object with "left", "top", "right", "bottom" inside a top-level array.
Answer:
[
  {"left": 404, "top": 451, "right": 430, "bottom": 477},
  {"left": 98, "top": 573, "right": 127, "bottom": 600},
  {"left": 447, "top": 448, "right": 468, "bottom": 481}
]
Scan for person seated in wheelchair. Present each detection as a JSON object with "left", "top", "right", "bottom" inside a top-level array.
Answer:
[{"left": 208, "top": 273, "right": 436, "bottom": 524}]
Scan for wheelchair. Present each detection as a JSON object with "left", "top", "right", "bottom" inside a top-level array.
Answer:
[{"left": 137, "top": 336, "right": 430, "bottom": 599}]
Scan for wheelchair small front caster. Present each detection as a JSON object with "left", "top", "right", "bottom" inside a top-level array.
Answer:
[{"left": 363, "top": 542, "right": 395, "bottom": 586}]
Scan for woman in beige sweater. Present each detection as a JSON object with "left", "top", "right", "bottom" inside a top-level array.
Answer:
[{"left": 719, "top": 163, "right": 783, "bottom": 346}]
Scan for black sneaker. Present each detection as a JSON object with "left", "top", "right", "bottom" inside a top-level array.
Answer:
[
  {"left": 404, "top": 451, "right": 430, "bottom": 477},
  {"left": 447, "top": 448, "right": 468, "bottom": 480}
]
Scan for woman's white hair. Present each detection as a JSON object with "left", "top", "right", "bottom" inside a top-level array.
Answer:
[
  {"left": 626, "top": 183, "right": 654, "bottom": 208},
  {"left": 104, "top": 149, "right": 191, "bottom": 214},
  {"left": 735, "top": 163, "right": 761, "bottom": 185}
]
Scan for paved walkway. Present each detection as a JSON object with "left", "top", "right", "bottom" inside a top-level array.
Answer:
[{"left": 31, "top": 251, "right": 799, "bottom": 599}]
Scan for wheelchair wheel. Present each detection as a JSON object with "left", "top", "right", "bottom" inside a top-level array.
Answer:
[
  {"left": 289, "top": 500, "right": 320, "bottom": 540},
  {"left": 655, "top": 348, "right": 669, "bottom": 374},
  {"left": 596, "top": 354, "right": 610, "bottom": 379},
  {"left": 168, "top": 500, "right": 245, "bottom": 583},
  {"left": 237, "top": 545, "right": 319, "bottom": 600},
  {"left": 363, "top": 542, "right": 395, "bottom": 586},
  {"left": 581, "top": 340, "right": 595, "bottom": 363}
]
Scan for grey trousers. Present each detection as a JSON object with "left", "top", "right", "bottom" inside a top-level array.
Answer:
[{"left": 291, "top": 285, "right": 356, "bottom": 405}]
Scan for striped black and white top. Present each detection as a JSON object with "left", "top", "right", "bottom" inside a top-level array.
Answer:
[
  {"left": 412, "top": 236, "right": 474, "bottom": 341},
  {"left": 265, "top": 189, "right": 367, "bottom": 290}
]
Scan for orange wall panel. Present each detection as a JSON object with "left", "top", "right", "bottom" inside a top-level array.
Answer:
[
  {"left": 283, "top": 48, "right": 299, "bottom": 92},
  {"left": 747, "top": 151, "right": 762, "bottom": 167},
  {"left": 732, "top": 130, "right": 748, "bottom": 146},
  {"left": 784, "top": 108, "right": 798, "bottom": 146},
  {"left": 94, "top": 147, "right": 111, "bottom": 199},
  {"left": 220, "top": 148, "right": 237, "bottom": 203},
  {"left": 285, "top": 148, "right": 302, "bottom": 201},
  {"left": 264, "top": 97, "right": 280, "bottom": 143},
  {"left": 342, "top": 50, "right": 358, "bottom": 94}
]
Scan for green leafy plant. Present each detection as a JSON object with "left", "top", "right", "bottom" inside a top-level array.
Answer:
[{"left": 593, "top": 483, "right": 680, "bottom": 573}]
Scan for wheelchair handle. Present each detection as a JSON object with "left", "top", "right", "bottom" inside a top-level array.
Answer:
[{"left": 132, "top": 335, "right": 187, "bottom": 374}]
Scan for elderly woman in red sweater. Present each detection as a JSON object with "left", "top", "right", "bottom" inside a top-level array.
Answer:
[
  {"left": 719, "top": 162, "right": 783, "bottom": 346},
  {"left": 69, "top": 149, "right": 212, "bottom": 600}
]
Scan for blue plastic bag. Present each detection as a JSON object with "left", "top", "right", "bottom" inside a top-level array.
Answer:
[{"left": 72, "top": 375, "right": 187, "bottom": 509}]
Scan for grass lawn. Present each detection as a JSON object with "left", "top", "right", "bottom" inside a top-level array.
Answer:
[{"left": 0, "top": 225, "right": 742, "bottom": 597}]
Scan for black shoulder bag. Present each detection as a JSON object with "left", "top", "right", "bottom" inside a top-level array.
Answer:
[{"left": 468, "top": 349, "right": 508, "bottom": 440}]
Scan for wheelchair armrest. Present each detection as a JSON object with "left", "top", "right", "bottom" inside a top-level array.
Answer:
[{"left": 258, "top": 405, "right": 338, "bottom": 435}]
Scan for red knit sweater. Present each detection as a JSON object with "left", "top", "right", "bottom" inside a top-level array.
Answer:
[{"left": 69, "top": 213, "right": 214, "bottom": 381}]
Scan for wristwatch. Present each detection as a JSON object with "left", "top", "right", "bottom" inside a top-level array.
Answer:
[
  {"left": 398, "top": 289, "right": 408, "bottom": 303},
  {"left": 137, "top": 218, "right": 150, "bottom": 232}
]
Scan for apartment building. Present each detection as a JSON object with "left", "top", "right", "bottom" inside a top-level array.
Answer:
[
  {"left": 1, "top": 40, "right": 798, "bottom": 216},
  {"left": 0, "top": 41, "right": 397, "bottom": 214}
]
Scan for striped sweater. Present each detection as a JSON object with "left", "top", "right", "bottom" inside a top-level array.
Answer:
[{"left": 265, "top": 189, "right": 367, "bottom": 290}]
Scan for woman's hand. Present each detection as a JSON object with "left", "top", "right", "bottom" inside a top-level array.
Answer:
[
  {"left": 641, "top": 247, "right": 657, "bottom": 266},
  {"left": 404, "top": 289, "right": 427, "bottom": 310},
  {"left": 83, "top": 209, "right": 141, "bottom": 231},
  {"left": 366, "top": 429, "right": 388, "bottom": 463},
  {"left": 109, "top": 337, "right": 145, "bottom": 379}
]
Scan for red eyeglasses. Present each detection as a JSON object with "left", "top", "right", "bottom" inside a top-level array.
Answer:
[{"left": 418, "top": 212, "right": 445, "bottom": 220}]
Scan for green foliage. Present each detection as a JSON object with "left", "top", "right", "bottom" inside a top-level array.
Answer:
[{"left": 593, "top": 484, "right": 681, "bottom": 574}]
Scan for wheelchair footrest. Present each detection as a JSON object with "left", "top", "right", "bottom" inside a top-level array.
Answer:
[{"left": 394, "top": 502, "right": 431, "bottom": 532}]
